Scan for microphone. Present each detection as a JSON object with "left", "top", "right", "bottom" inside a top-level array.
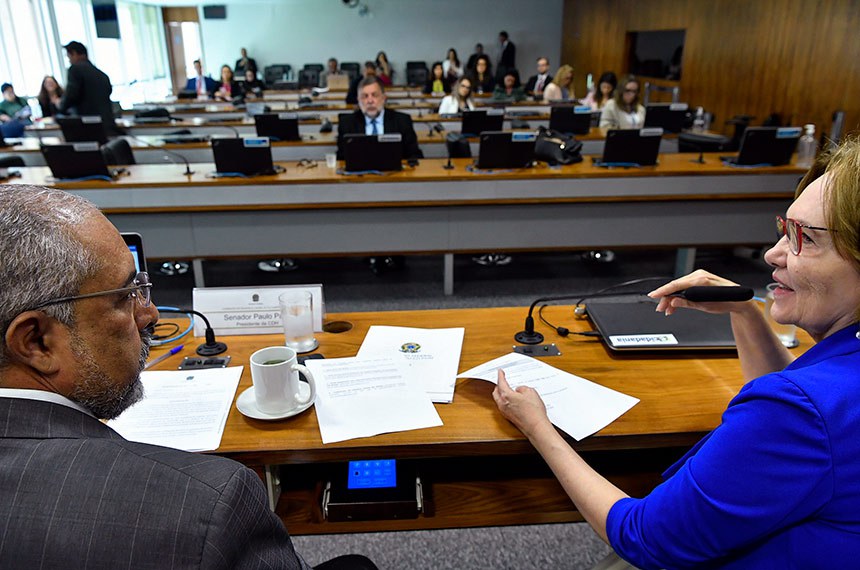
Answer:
[
  {"left": 670, "top": 286, "right": 754, "bottom": 302},
  {"left": 157, "top": 307, "right": 228, "bottom": 356},
  {"left": 683, "top": 140, "right": 706, "bottom": 164},
  {"left": 515, "top": 293, "right": 595, "bottom": 344},
  {"left": 426, "top": 123, "right": 435, "bottom": 137},
  {"left": 433, "top": 122, "right": 445, "bottom": 135},
  {"left": 220, "top": 125, "right": 241, "bottom": 138},
  {"left": 125, "top": 134, "right": 195, "bottom": 176}
]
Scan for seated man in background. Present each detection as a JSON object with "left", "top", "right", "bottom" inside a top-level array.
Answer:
[
  {"left": 524, "top": 57, "right": 552, "bottom": 100},
  {"left": 0, "top": 82, "right": 31, "bottom": 138},
  {"left": 320, "top": 57, "right": 343, "bottom": 88},
  {"left": 345, "top": 61, "right": 377, "bottom": 105},
  {"left": 184, "top": 58, "right": 217, "bottom": 98},
  {"left": 0, "top": 184, "right": 378, "bottom": 570}
]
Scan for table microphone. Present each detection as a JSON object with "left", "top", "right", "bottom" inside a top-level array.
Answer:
[
  {"left": 125, "top": 134, "right": 195, "bottom": 175},
  {"left": 670, "top": 286, "right": 754, "bottom": 302},
  {"left": 157, "top": 307, "right": 227, "bottom": 355}
]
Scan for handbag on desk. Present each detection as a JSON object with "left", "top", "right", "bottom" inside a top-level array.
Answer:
[{"left": 534, "top": 126, "right": 583, "bottom": 165}]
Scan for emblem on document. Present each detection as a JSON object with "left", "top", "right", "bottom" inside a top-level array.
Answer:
[{"left": 399, "top": 342, "right": 421, "bottom": 353}]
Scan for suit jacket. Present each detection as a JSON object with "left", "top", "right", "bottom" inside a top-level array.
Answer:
[
  {"left": 185, "top": 76, "right": 218, "bottom": 96},
  {"left": 525, "top": 73, "right": 553, "bottom": 96},
  {"left": 0, "top": 397, "right": 310, "bottom": 570},
  {"left": 498, "top": 41, "right": 516, "bottom": 76},
  {"left": 336, "top": 109, "right": 423, "bottom": 160},
  {"left": 59, "top": 60, "right": 118, "bottom": 134},
  {"left": 234, "top": 57, "right": 258, "bottom": 75}
]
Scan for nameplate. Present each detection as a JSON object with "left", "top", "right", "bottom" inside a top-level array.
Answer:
[
  {"left": 81, "top": 115, "right": 103, "bottom": 124},
  {"left": 639, "top": 127, "right": 664, "bottom": 137},
  {"left": 776, "top": 127, "right": 801, "bottom": 139},
  {"left": 574, "top": 106, "right": 592, "bottom": 114},
  {"left": 609, "top": 333, "right": 678, "bottom": 347},
  {"left": 669, "top": 103, "right": 689, "bottom": 111},
  {"left": 487, "top": 108, "right": 505, "bottom": 116},
  {"left": 72, "top": 142, "right": 100, "bottom": 152},
  {"left": 192, "top": 284, "right": 324, "bottom": 336},
  {"left": 243, "top": 137, "right": 270, "bottom": 148},
  {"left": 511, "top": 132, "right": 536, "bottom": 142},
  {"left": 378, "top": 133, "right": 402, "bottom": 143},
  {"left": 277, "top": 112, "right": 298, "bottom": 120}
]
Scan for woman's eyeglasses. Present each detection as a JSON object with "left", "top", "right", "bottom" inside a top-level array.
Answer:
[{"left": 776, "top": 215, "right": 833, "bottom": 255}]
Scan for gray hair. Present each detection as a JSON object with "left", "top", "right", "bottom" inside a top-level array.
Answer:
[{"left": 0, "top": 185, "right": 101, "bottom": 367}]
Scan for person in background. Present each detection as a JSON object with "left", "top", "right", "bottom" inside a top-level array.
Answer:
[
  {"left": 438, "top": 77, "right": 475, "bottom": 115},
  {"left": 494, "top": 141, "right": 860, "bottom": 568},
  {"left": 234, "top": 47, "right": 257, "bottom": 76},
  {"left": 524, "top": 57, "right": 552, "bottom": 100},
  {"left": 375, "top": 51, "right": 393, "bottom": 86},
  {"left": 58, "top": 41, "right": 118, "bottom": 134},
  {"left": 243, "top": 69, "right": 266, "bottom": 99},
  {"left": 466, "top": 43, "right": 484, "bottom": 73},
  {"left": 0, "top": 83, "right": 31, "bottom": 123},
  {"left": 468, "top": 54, "right": 495, "bottom": 95},
  {"left": 214, "top": 65, "right": 242, "bottom": 102},
  {"left": 346, "top": 61, "right": 377, "bottom": 105},
  {"left": 496, "top": 30, "right": 516, "bottom": 83},
  {"left": 492, "top": 70, "right": 526, "bottom": 102},
  {"left": 443, "top": 48, "right": 464, "bottom": 86},
  {"left": 423, "top": 62, "right": 450, "bottom": 96},
  {"left": 542, "top": 64, "right": 574, "bottom": 102},
  {"left": 320, "top": 57, "right": 343, "bottom": 88},
  {"left": 582, "top": 71, "right": 617, "bottom": 111},
  {"left": 599, "top": 74, "right": 645, "bottom": 129},
  {"left": 184, "top": 59, "right": 217, "bottom": 98},
  {"left": 37, "top": 75, "right": 64, "bottom": 118}
]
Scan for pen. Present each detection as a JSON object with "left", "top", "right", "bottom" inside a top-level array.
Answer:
[{"left": 144, "top": 344, "right": 184, "bottom": 370}]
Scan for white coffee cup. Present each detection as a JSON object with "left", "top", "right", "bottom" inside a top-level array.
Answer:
[
  {"left": 249, "top": 346, "right": 316, "bottom": 414},
  {"left": 325, "top": 153, "right": 337, "bottom": 168},
  {"left": 765, "top": 283, "right": 799, "bottom": 348}
]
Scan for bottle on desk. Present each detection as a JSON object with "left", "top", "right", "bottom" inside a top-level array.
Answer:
[
  {"left": 796, "top": 124, "right": 816, "bottom": 169},
  {"left": 693, "top": 107, "right": 706, "bottom": 132}
]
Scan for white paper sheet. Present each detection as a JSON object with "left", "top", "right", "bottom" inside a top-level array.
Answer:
[
  {"left": 357, "top": 325, "right": 465, "bottom": 403},
  {"left": 107, "top": 367, "right": 243, "bottom": 452},
  {"left": 458, "top": 353, "right": 638, "bottom": 441},
  {"left": 306, "top": 356, "right": 443, "bottom": 444}
]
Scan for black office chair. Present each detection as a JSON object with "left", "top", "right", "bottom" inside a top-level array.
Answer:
[
  {"left": 303, "top": 63, "right": 324, "bottom": 72},
  {"left": 446, "top": 133, "right": 472, "bottom": 159},
  {"left": 0, "top": 155, "right": 25, "bottom": 168},
  {"left": 340, "top": 63, "right": 360, "bottom": 82},
  {"left": 299, "top": 69, "right": 320, "bottom": 89},
  {"left": 264, "top": 64, "right": 292, "bottom": 86},
  {"left": 100, "top": 138, "right": 136, "bottom": 166},
  {"left": 406, "top": 68, "right": 428, "bottom": 87}
]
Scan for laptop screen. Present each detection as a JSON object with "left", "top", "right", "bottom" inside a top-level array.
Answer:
[{"left": 121, "top": 232, "right": 147, "bottom": 273}]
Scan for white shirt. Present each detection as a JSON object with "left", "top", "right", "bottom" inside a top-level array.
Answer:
[
  {"left": 0, "top": 387, "right": 95, "bottom": 418},
  {"left": 442, "top": 60, "right": 463, "bottom": 79},
  {"left": 533, "top": 73, "right": 549, "bottom": 93},
  {"left": 364, "top": 109, "right": 385, "bottom": 135},
  {"left": 438, "top": 95, "right": 474, "bottom": 115}
]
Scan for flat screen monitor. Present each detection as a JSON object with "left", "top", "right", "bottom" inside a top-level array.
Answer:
[
  {"left": 721, "top": 126, "right": 801, "bottom": 166},
  {"left": 343, "top": 133, "right": 403, "bottom": 172},
  {"left": 121, "top": 232, "right": 147, "bottom": 273},
  {"left": 644, "top": 103, "right": 689, "bottom": 133},
  {"left": 254, "top": 113, "right": 300, "bottom": 141},
  {"left": 461, "top": 109, "right": 505, "bottom": 137},
  {"left": 57, "top": 116, "right": 109, "bottom": 144},
  {"left": 597, "top": 128, "right": 663, "bottom": 167},
  {"left": 476, "top": 131, "right": 536, "bottom": 169},
  {"left": 41, "top": 142, "right": 114, "bottom": 179},
  {"left": 548, "top": 105, "right": 592, "bottom": 135},
  {"left": 211, "top": 137, "right": 275, "bottom": 176}
]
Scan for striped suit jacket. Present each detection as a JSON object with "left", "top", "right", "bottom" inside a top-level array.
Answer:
[{"left": 0, "top": 397, "right": 311, "bottom": 570}]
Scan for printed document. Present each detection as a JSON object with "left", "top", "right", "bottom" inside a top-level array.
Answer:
[
  {"left": 306, "top": 356, "right": 443, "bottom": 444},
  {"left": 357, "top": 325, "right": 465, "bottom": 403},
  {"left": 458, "top": 353, "right": 638, "bottom": 440},
  {"left": 108, "top": 367, "right": 243, "bottom": 452}
]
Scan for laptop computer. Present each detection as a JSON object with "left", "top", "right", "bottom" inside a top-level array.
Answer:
[
  {"left": 254, "top": 113, "right": 301, "bottom": 141},
  {"left": 121, "top": 232, "right": 147, "bottom": 273},
  {"left": 596, "top": 128, "right": 663, "bottom": 167},
  {"left": 461, "top": 109, "right": 505, "bottom": 137},
  {"left": 476, "top": 131, "right": 536, "bottom": 169},
  {"left": 211, "top": 137, "right": 276, "bottom": 176},
  {"left": 343, "top": 133, "right": 403, "bottom": 172},
  {"left": 41, "top": 142, "right": 124, "bottom": 180},
  {"left": 720, "top": 126, "right": 801, "bottom": 166},
  {"left": 57, "top": 116, "right": 109, "bottom": 144},
  {"left": 326, "top": 74, "right": 350, "bottom": 90},
  {"left": 586, "top": 295, "right": 736, "bottom": 352},
  {"left": 549, "top": 105, "right": 592, "bottom": 135},
  {"left": 644, "top": 103, "right": 689, "bottom": 133}
]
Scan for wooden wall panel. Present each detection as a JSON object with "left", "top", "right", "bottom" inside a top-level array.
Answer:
[{"left": 562, "top": 0, "right": 860, "bottom": 138}]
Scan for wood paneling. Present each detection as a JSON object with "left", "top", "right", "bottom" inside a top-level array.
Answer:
[
  {"left": 162, "top": 7, "right": 198, "bottom": 22},
  {"left": 562, "top": 0, "right": 860, "bottom": 138}
]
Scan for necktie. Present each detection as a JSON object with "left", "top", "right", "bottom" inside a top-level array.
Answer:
[
  {"left": 535, "top": 76, "right": 544, "bottom": 93},
  {"left": 371, "top": 119, "right": 378, "bottom": 135}
]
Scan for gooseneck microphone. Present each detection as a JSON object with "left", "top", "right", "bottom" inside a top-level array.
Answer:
[
  {"left": 670, "top": 286, "right": 754, "bottom": 302},
  {"left": 516, "top": 293, "right": 594, "bottom": 344},
  {"left": 157, "top": 308, "right": 227, "bottom": 356},
  {"left": 125, "top": 134, "right": 195, "bottom": 176}
]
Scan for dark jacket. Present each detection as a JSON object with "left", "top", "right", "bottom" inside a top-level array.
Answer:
[
  {"left": 184, "top": 76, "right": 218, "bottom": 96},
  {"left": 58, "top": 59, "right": 118, "bottom": 134},
  {"left": 336, "top": 108, "right": 423, "bottom": 160}
]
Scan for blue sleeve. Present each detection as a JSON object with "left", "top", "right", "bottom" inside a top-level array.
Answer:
[{"left": 606, "top": 374, "right": 833, "bottom": 570}]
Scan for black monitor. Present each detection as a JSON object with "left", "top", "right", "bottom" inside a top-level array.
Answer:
[
  {"left": 476, "top": 131, "right": 536, "bottom": 169},
  {"left": 343, "top": 134, "right": 403, "bottom": 172},
  {"left": 597, "top": 128, "right": 663, "bottom": 167},
  {"left": 57, "top": 116, "right": 109, "bottom": 144},
  {"left": 121, "top": 232, "right": 147, "bottom": 273},
  {"left": 721, "top": 126, "right": 801, "bottom": 166},
  {"left": 41, "top": 142, "right": 115, "bottom": 179},
  {"left": 549, "top": 105, "right": 592, "bottom": 135},
  {"left": 254, "top": 113, "right": 300, "bottom": 141},
  {"left": 644, "top": 103, "right": 689, "bottom": 133},
  {"left": 461, "top": 109, "right": 505, "bottom": 137},
  {"left": 211, "top": 137, "right": 276, "bottom": 176}
]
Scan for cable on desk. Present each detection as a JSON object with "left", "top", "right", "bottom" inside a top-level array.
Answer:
[
  {"left": 336, "top": 168, "right": 390, "bottom": 176},
  {"left": 465, "top": 164, "right": 516, "bottom": 175},
  {"left": 151, "top": 306, "right": 194, "bottom": 346}
]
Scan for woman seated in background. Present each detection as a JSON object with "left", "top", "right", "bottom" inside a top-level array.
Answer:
[
  {"left": 37, "top": 75, "right": 64, "bottom": 119},
  {"left": 375, "top": 51, "right": 393, "bottom": 86},
  {"left": 468, "top": 55, "right": 495, "bottom": 95},
  {"left": 214, "top": 65, "right": 242, "bottom": 101},
  {"left": 494, "top": 141, "right": 860, "bottom": 568},
  {"left": 542, "top": 64, "right": 574, "bottom": 102},
  {"left": 582, "top": 71, "right": 617, "bottom": 111},
  {"left": 599, "top": 75, "right": 644, "bottom": 128},
  {"left": 492, "top": 70, "right": 526, "bottom": 102},
  {"left": 242, "top": 69, "right": 266, "bottom": 100},
  {"left": 423, "top": 62, "right": 450, "bottom": 96},
  {"left": 438, "top": 77, "right": 475, "bottom": 115},
  {"left": 443, "top": 48, "right": 464, "bottom": 86}
]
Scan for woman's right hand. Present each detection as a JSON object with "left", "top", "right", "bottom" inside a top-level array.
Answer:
[{"left": 648, "top": 269, "right": 757, "bottom": 316}]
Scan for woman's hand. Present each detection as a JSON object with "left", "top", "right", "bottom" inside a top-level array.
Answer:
[
  {"left": 648, "top": 269, "right": 755, "bottom": 316},
  {"left": 492, "top": 369, "right": 551, "bottom": 438}
]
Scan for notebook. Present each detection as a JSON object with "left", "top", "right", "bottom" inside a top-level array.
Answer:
[
  {"left": 57, "top": 116, "right": 109, "bottom": 145},
  {"left": 720, "top": 126, "right": 801, "bottom": 166},
  {"left": 596, "top": 128, "right": 663, "bottom": 167},
  {"left": 211, "top": 137, "right": 276, "bottom": 176},
  {"left": 644, "top": 103, "right": 689, "bottom": 133},
  {"left": 461, "top": 109, "right": 505, "bottom": 137},
  {"left": 343, "top": 133, "right": 403, "bottom": 172},
  {"left": 476, "top": 131, "right": 536, "bottom": 169},
  {"left": 41, "top": 143, "right": 124, "bottom": 180},
  {"left": 549, "top": 105, "right": 592, "bottom": 135},
  {"left": 254, "top": 113, "right": 300, "bottom": 141}
]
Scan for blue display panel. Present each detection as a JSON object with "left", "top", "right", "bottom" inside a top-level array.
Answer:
[{"left": 347, "top": 459, "right": 397, "bottom": 489}]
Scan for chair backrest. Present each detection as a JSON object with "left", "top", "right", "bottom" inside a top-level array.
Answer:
[
  {"left": 100, "top": 138, "right": 136, "bottom": 166},
  {"left": 264, "top": 64, "right": 293, "bottom": 86},
  {"left": 299, "top": 68, "right": 320, "bottom": 88},
  {"left": 340, "top": 62, "right": 360, "bottom": 81},
  {"left": 406, "top": 68, "right": 428, "bottom": 87},
  {"left": 643, "top": 82, "right": 680, "bottom": 105},
  {"left": 406, "top": 61, "right": 427, "bottom": 71},
  {"left": 303, "top": 63, "right": 324, "bottom": 72}
]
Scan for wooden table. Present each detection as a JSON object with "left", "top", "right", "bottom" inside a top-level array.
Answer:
[{"left": 150, "top": 306, "right": 811, "bottom": 534}]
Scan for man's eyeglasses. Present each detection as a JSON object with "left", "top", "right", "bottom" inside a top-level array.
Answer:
[
  {"left": 776, "top": 215, "right": 833, "bottom": 255},
  {"left": 29, "top": 271, "right": 153, "bottom": 311}
]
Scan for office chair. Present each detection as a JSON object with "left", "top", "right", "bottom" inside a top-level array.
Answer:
[
  {"left": 303, "top": 63, "right": 324, "bottom": 72},
  {"left": 299, "top": 69, "right": 320, "bottom": 89},
  {"left": 100, "top": 138, "right": 136, "bottom": 166},
  {"left": 406, "top": 68, "right": 428, "bottom": 87},
  {"left": 0, "top": 155, "right": 25, "bottom": 168},
  {"left": 340, "top": 62, "right": 360, "bottom": 82}
]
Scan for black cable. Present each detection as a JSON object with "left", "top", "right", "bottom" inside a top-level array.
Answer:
[
  {"left": 151, "top": 322, "right": 180, "bottom": 340},
  {"left": 157, "top": 307, "right": 227, "bottom": 356}
]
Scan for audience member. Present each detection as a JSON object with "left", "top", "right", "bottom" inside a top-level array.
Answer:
[
  {"left": 423, "top": 62, "right": 450, "bottom": 96},
  {"left": 582, "top": 71, "right": 617, "bottom": 111},
  {"left": 469, "top": 55, "right": 495, "bottom": 95},
  {"left": 184, "top": 59, "right": 217, "bottom": 98},
  {"left": 0, "top": 185, "right": 379, "bottom": 570},
  {"left": 375, "top": 51, "right": 393, "bottom": 86},
  {"left": 466, "top": 43, "right": 484, "bottom": 73},
  {"left": 496, "top": 30, "right": 516, "bottom": 82},
  {"left": 438, "top": 77, "right": 475, "bottom": 114},
  {"left": 320, "top": 57, "right": 343, "bottom": 88},
  {"left": 492, "top": 70, "right": 526, "bottom": 102},
  {"left": 214, "top": 64, "right": 242, "bottom": 102},
  {"left": 346, "top": 61, "right": 377, "bottom": 105},
  {"left": 58, "top": 41, "right": 118, "bottom": 135},
  {"left": 443, "top": 48, "right": 464, "bottom": 85},
  {"left": 542, "top": 64, "right": 574, "bottom": 102},
  {"left": 0, "top": 83, "right": 31, "bottom": 123},
  {"left": 234, "top": 47, "right": 257, "bottom": 75},
  {"left": 524, "top": 57, "right": 552, "bottom": 100},
  {"left": 37, "top": 75, "right": 64, "bottom": 118},
  {"left": 243, "top": 69, "right": 266, "bottom": 99},
  {"left": 599, "top": 74, "right": 645, "bottom": 129}
]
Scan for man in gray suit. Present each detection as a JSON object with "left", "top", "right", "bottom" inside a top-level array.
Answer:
[{"left": 0, "top": 185, "right": 377, "bottom": 570}]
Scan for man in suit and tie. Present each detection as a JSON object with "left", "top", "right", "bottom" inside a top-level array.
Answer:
[
  {"left": 58, "top": 41, "right": 120, "bottom": 135},
  {"left": 496, "top": 31, "right": 516, "bottom": 83},
  {"left": 525, "top": 57, "right": 553, "bottom": 100},
  {"left": 0, "top": 185, "right": 377, "bottom": 570},
  {"left": 185, "top": 58, "right": 217, "bottom": 97}
]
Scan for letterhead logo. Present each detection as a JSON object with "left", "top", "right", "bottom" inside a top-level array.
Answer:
[{"left": 399, "top": 342, "right": 421, "bottom": 353}]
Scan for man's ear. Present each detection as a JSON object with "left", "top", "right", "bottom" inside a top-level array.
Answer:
[{"left": 4, "top": 311, "right": 68, "bottom": 375}]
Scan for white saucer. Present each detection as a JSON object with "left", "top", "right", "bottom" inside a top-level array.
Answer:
[{"left": 236, "top": 383, "right": 314, "bottom": 421}]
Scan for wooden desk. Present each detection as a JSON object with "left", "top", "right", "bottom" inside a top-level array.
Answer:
[{"left": 151, "top": 306, "right": 811, "bottom": 534}]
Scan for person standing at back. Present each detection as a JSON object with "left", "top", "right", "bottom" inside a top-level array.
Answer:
[
  {"left": 58, "top": 41, "right": 119, "bottom": 135},
  {"left": 496, "top": 31, "right": 516, "bottom": 83}
]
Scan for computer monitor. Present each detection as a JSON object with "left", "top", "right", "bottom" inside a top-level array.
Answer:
[
  {"left": 461, "top": 109, "right": 505, "bottom": 137},
  {"left": 57, "top": 116, "right": 109, "bottom": 144},
  {"left": 343, "top": 134, "right": 403, "bottom": 172},
  {"left": 722, "top": 126, "right": 801, "bottom": 166},
  {"left": 211, "top": 137, "right": 276, "bottom": 176},
  {"left": 254, "top": 113, "right": 300, "bottom": 141},
  {"left": 41, "top": 142, "right": 115, "bottom": 179},
  {"left": 121, "top": 232, "right": 147, "bottom": 273},
  {"left": 644, "top": 103, "right": 689, "bottom": 133},
  {"left": 476, "top": 131, "right": 536, "bottom": 169},
  {"left": 549, "top": 105, "right": 592, "bottom": 135},
  {"left": 597, "top": 128, "right": 663, "bottom": 167}
]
